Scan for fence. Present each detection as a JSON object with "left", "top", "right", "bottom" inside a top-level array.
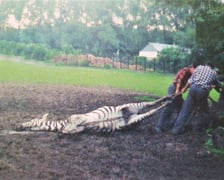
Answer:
[{"left": 53, "top": 54, "right": 157, "bottom": 72}]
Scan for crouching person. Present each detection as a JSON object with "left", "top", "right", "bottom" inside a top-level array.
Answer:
[{"left": 155, "top": 63, "right": 197, "bottom": 133}]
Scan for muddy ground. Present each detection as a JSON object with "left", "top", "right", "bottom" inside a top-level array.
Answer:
[{"left": 0, "top": 84, "right": 223, "bottom": 180}]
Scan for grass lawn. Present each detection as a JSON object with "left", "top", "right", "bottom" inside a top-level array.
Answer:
[{"left": 0, "top": 56, "right": 220, "bottom": 100}]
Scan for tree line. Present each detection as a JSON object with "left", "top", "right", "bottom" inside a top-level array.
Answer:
[{"left": 0, "top": 0, "right": 223, "bottom": 73}]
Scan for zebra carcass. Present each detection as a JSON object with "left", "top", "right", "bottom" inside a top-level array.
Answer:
[{"left": 16, "top": 95, "right": 172, "bottom": 135}]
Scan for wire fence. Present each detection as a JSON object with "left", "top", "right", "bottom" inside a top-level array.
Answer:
[{"left": 53, "top": 54, "right": 157, "bottom": 72}]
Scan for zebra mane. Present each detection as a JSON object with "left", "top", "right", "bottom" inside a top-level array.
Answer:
[{"left": 15, "top": 96, "right": 171, "bottom": 135}]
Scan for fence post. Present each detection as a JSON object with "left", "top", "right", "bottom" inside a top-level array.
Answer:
[
  {"left": 144, "top": 58, "right": 146, "bottom": 71},
  {"left": 153, "top": 58, "right": 156, "bottom": 71},
  {"left": 127, "top": 58, "right": 129, "bottom": 70}
]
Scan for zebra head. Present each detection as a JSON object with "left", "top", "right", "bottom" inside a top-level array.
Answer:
[{"left": 61, "top": 114, "right": 87, "bottom": 134}]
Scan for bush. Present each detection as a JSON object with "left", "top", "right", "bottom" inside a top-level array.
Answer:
[
  {"left": 104, "top": 64, "right": 112, "bottom": 69},
  {"left": 0, "top": 40, "right": 80, "bottom": 61},
  {"left": 157, "top": 47, "right": 190, "bottom": 73},
  {"left": 79, "top": 60, "right": 89, "bottom": 67}
]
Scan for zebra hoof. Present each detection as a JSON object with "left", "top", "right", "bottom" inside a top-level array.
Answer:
[{"left": 15, "top": 125, "right": 26, "bottom": 131}]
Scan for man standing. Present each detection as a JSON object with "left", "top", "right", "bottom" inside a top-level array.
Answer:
[
  {"left": 155, "top": 64, "right": 197, "bottom": 133},
  {"left": 171, "top": 63, "right": 218, "bottom": 135}
]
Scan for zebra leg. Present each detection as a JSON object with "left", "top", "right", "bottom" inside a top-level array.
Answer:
[
  {"left": 143, "top": 95, "right": 172, "bottom": 108},
  {"left": 126, "top": 102, "right": 170, "bottom": 125}
]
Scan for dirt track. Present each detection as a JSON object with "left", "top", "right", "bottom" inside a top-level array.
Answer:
[{"left": 0, "top": 84, "right": 223, "bottom": 180}]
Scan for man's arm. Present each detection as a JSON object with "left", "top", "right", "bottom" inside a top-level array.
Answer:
[{"left": 180, "top": 82, "right": 190, "bottom": 94}]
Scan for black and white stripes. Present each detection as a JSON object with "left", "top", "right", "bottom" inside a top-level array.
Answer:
[{"left": 16, "top": 96, "right": 170, "bottom": 134}]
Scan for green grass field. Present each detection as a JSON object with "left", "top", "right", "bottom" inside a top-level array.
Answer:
[
  {"left": 0, "top": 57, "right": 220, "bottom": 100},
  {"left": 0, "top": 58, "right": 172, "bottom": 96}
]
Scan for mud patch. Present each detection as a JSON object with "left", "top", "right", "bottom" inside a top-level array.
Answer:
[{"left": 0, "top": 84, "right": 223, "bottom": 180}]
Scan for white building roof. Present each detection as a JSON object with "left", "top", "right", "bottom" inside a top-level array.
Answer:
[{"left": 139, "top": 42, "right": 177, "bottom": 60}]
